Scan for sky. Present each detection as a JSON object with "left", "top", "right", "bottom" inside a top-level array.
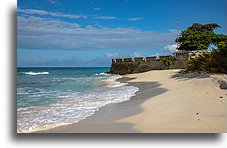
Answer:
[{"left": 17, "top": 0, "right": 226, "bottom": 67}]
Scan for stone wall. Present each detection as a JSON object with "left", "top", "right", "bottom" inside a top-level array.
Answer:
[
  {"left": 109, "top": 50, "right": 213, "bottom": 75},
  {"left": 109, "top": 58, "right": 187, "bottom": 75}
]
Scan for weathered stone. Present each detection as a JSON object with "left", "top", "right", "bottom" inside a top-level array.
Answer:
[
  {"left": 159, "top": 55, "right": 172, "bottom": 60},
  {"left": 123, "top": 58, "right": 133, "bottom": 62},
  {"left": 219, "top": 80, "right": 227, "bottom": 89},
  {"left": 145, "top": 56, "right": 158, "bottom": 61},
  {"left": 109, "top": 59, "right": 187, "bottom": 75},
  {"left": 134, "top": 57, "right": 145, "bottom": 62}
]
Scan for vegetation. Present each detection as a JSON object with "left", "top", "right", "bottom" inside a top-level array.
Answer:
[
  {"left": 176, "top": 23, "right": 226, "bottom": 51},
  {"left": 161, "top": 56, "right": 176, "bottom": 68},
  {"left": 138, "top": 60, "right": 145, "bottom": 63},
  {"left": 176, "top": 23, "right": 227, "bottom": 73},
  {"left": 186, "top": 42, "right": 227, "bottom": 73}
]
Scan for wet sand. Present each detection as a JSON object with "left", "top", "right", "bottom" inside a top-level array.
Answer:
[{"left": 41, "top": 69, "right": 226, "bottom": 133}]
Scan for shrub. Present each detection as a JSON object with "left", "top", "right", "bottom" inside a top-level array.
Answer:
[
  {"left": 161, "top": 56, "right": 176, "bottom": 68},
  {"left": 138, "top": 60, "right": 144, "bottom": 63},
  {"left": 186, "top": 47, "right": 227, "bottom": 73}
]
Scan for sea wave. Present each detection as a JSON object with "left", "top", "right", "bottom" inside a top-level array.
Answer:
[
  {"left": 95, "top": 72, "right": 109, "bottom": 76},
  {"left": 23, "top": 72, "right": 50, "bottom": 75},
  {"left": 102, "top": 75, "right": 127, "bottom": 87},
  {"left": 17, "top": 74, "right": 139, "bottom": 133}
]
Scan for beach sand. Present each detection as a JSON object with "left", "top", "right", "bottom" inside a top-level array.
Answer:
[{"left": 41, "top": 69, "right": 226, "bottom": 133}]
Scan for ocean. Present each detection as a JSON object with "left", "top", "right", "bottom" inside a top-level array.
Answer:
[{"left": 17, "top": 67, "right": 139, "bottom": 133}]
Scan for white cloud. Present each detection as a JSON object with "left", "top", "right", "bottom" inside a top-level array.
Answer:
[
  {"left": 150, "top": 53, "right": 160, "bottom": 57},
  {"left": 105, "top": 53, "right": 119, "bottom": 57},
  {"left": 163, "top": 44, "right": 178, "bottom": 53},
  {"left": 17, "top": 16, "right": 175, "bottom": 50},
  {"left": 18, "top": 9, "right": 49, "bottom": 15},
  {"left": 48, "top": 0, "right": 58, "bottom": 4},
  {"left": 94, "top": 23, "right": 104, "bottom": 28},
  {"left": 131, "top": 52, "right": 142, "bottom": 57},
  {"left": 17, "top": 16, "right": 81, "bottom": 29},
  {"left": 128, "top": 17, "right": 143, "bottom": 21},
  {"left": 94, "top": 16, "right": 117, "bottom": 19},
  {"left": 94, "top": 8, "right": 101, "bottom": 11},
  {"left": 168, "top": 29, "right": 177, "bottom": 33},
  {"left": 18, "top": 9, "right": 87, "bottom": 19},
  {"left": 85, "top": 25, "right": 96, "bottom": 29},
  {"left": 18, "top": 8, "right": 118, "bottom": 20}
]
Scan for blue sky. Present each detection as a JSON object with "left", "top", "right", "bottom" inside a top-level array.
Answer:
[{"left": 17, "top": 0, "right": 226, "bottom": 67}]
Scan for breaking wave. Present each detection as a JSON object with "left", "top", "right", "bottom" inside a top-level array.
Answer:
[{"left": 23, "top": 72, "right": 50, "bottom": 75}]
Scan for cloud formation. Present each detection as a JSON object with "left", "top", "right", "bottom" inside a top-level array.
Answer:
[
  {"left": 163, "top": 44, "right": 178, "bottom": 53},
  {"left": 17, "top": 16, "right": 175, "bottom": 50},
  {"left": 18, "top": 9, "right": 87, "bottom": 19},
  {"left": 48, "top": 0, "right": 58, "bottom": 4},
  {"left": 131, "top": 52, "right": 142, "bottom": 57},
  {"left": 93, "top": 16, "right": 117, "bottom": 19},
  {"left": 105, "top": 53, "right": 119, "bottom": 57},
  {"left": 93, "top": 8, "right": 101, "bottom": 11},
  {"left": 128, "top": 17, "right": 143, "bottom": 21},
  {"left": 18, "top": 8, "right": 145, "bottom": 22}
]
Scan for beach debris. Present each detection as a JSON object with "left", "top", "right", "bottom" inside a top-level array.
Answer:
[
  {"left": 196, "top": 112, "right": 199, "bottom": 115},
  {"left": 220, "top": 96, "right": 223, "bottom": 98},
  {"left": 198, "top": 119, "right": 200, "bottom": 121}
]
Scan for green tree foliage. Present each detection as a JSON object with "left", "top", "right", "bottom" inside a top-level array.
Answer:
[
  {"left": 213, "top": 34, "right": 227, "bottom": 49},
  {"left": 176, "top": 23, "right": 227, "bottom": 73},
  {"left": 186, "top": 42, "right": 227, "bottom": 73},
  {"left": 176, "top": 23, "right": 226, "bottom": 51},
  {"left": 161, "top": 56, "right": 176, "bottom": 68}
]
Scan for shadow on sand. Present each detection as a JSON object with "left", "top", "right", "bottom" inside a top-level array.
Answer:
[{"left": 171, "top": 70, "right": 211, "bottom": 80}]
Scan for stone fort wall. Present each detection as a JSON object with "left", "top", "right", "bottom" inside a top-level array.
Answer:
[{"left": 109, "top": 56, "right": 188, "bottom": 75}]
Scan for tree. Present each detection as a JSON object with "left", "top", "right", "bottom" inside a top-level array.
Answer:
[
  {"left": 176, "top": 23, "right": 226, "bottom": 51},
  {"left": 212, "top": 34, "right": 227, "bottom": 49},
  {"left": 185, "top": 37, "right": 227, "bottom": 73}
]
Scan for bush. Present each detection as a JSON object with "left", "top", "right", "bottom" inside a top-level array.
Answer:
[
  {"left": 138, "top": 60, "right": 144, "bottom": 63},
  {"left": 161, "top": 56, "right": 176, "bottom": 68},
  {"left": 186, "top": 47, "right": 227, "bottom": 73}
]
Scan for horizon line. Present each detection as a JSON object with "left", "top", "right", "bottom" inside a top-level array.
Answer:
[{"left": 17, "top": 66, "right": 111, "bottom": 68}]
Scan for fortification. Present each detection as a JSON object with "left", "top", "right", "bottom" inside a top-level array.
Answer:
[
  {"left": 109, "top": 49, "right": 212, "bottom": 74},
  {"left": 109, "top": 51, "right": 189, "bottom": 75}
]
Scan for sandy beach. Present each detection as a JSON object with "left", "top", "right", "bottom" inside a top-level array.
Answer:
[{"left": 41, "top": 69, "right": 226, "bottom": 133}]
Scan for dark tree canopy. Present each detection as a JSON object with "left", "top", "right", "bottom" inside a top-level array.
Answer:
[{"left": 175, "top": 23, "right": 227, "bottom": 51}]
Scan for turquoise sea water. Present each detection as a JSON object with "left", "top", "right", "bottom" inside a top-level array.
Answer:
[{"left": 17, "top": 67, "right": 139, "bottom": 133}]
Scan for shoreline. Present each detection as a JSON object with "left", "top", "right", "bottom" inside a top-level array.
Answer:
[
  {"left": 39, "top": 69, "right": 226, "bottom": 133},
  {"left": 37, "top": 73, "right": 153, "bottom": 133}
]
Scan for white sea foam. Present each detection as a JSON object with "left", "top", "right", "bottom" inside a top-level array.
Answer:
[
  {"left": 24, "top": 72, "right": 49, "bottom": 75},
  {"left": 103, "top": 75, "right": 127, "bottom": 87},
  {"left": 17, "top": 74, "right": 139, "bottom": 133},
  {"left": 95, "top": 72, "right": 109, "bottom": 76}
]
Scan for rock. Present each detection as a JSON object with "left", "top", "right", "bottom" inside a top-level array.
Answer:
[{"left": 219, "top": 80, "right": 227, "bottom": 89}]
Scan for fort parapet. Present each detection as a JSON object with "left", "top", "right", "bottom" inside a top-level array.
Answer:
[
  {"left": 109, "top": 49, "right": 213, "bottom": 74},
  {"left": 109, "top": 52, "right": 190, "bottom": 74},
  {"left": 145, "top": 56, "right": 158, "bottom": 61}
]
